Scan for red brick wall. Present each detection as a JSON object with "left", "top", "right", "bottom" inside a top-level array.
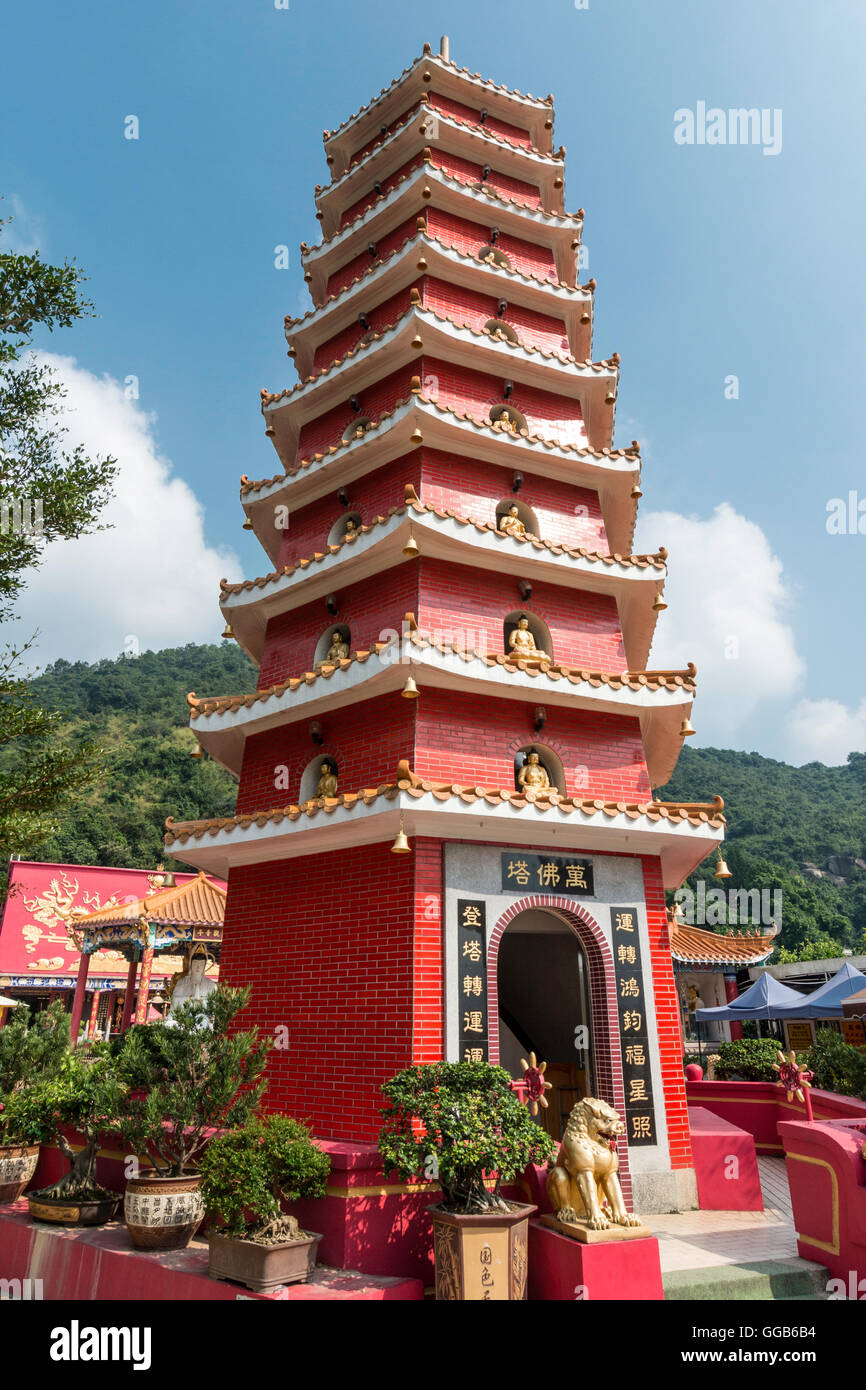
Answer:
[
  {"left": 219, "top": 844, "right": 417, "bottom": 1141},
  {"left": 417, "top": 356, "right": 587, "bottom": 446},
  {"left": 340, "top": 155, "right": 424, "bottom": 228},
  {"left": 256, "top": 561, "right": 420, "bottom": 689},
  {"left": 276, "top": 453, "right": 421, "bottom": 569},
  {"left": 423, "top": 276, "right": 567, "bottom": 354},
  {"left": 324, "top": 214, "right": 418, "bottom": 299},
  {"left": 427, "top": 206, "right": 556, "bottom": 281},
  {"left": 418, "top": 557, "right": 625, "bottom": 669},
  {"left": 429, "top": 92, "right": 532, "bottom": 149},
  {"left": 641, "top": 855, "right": 693, "bottom": 1169},
  {"left": 412, "top": 836, "right": 444, "bottom": 1061},
  {"left": 312, "top": 284, "right": 416, "bottom": 376},
  {"left": 413, "top": 689, "right": 649, "bottom": 799},
  {"left": 235, "top": 693, "right": 414, "bottom": 813},
  {"left": 296, "top": 362, "right": 415, "bottom": 462},
  {"left": 429, "top": 149, "right": 541, "bottom": 209},
  {"left": 419, "top": 448, "right": 607, "bottom": 550}
]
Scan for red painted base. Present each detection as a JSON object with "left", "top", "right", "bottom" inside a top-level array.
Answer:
[
  {"left": 689, "top": 1106, "right": 763, "bottom": 1210},
  {"left": 780, "top": 1118, "right": 866, "bottom": 1287},
  {"left": 0, "top": 1202, "right": 423, "bottom": 1301},
  {"left": 527, "top": 1220, "right": 663, "bottom": 1300}
]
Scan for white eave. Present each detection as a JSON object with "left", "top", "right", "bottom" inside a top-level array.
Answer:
[
  {"left": 264, "top": 309, "right": 617, "bottom": 462},
  {"left": 316, "top": 107, "right": 564, "bottom": 237},
  {"left": 220, "top": 510, "right": 664, "bottom": 669},
  {"left": 243, "top": 396, "right": 639, "bottom": 563},
  {"left": 301, "top": 165, "right": 582, "bottom": 299},
  {"left": 166, "top": 791, "right": 723, "bottom": 889},
  {"left": 191, "top": 640, "right": 694, "bottom": 789},
  {"left": 324, "top": 54, "right": 555, "bottom": 175},
  {"left": 286, "top": 234, "right": 593, "bottom": 378}
]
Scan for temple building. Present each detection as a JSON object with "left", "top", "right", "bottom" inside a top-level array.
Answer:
[{"left": 166, "top": 39, "right": 736, "bottom": 1212}]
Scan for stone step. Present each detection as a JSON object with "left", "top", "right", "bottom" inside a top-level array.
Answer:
[{"left": 663, "top": 1258, "right": 828, "bottom": 1302}]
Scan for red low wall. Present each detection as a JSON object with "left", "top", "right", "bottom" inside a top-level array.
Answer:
[
  {"left": 685, "top": 1080, "right": 866, "bottom": 1153},
  {"left": 780, "top": 1118, "right": 866, "bottom": 1287}
]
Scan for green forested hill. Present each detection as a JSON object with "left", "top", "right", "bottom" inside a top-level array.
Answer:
[{"left": 8, "top": 642, "right": 866, "bottom": 956}]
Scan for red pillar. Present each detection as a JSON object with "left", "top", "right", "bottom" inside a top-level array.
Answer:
[
  {"left": 86, "top": 988, "right": 101, "bottom": 1040},
  {"left": 134, "top": 946, "right": 155, "bottom": 1025},
  {"left": 70, "top": 951, "right": 91, "bottom": 1044},
  {"left": 120, "top": 957, "right": 138, "bottom": 1032},
  {"left": 724, "top": 973, "right": 743, "bottom": 1040}
]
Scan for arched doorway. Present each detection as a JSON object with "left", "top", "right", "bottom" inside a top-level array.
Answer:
[{"left": 495, "top": 908, "right": 593, "bottom": 1141}]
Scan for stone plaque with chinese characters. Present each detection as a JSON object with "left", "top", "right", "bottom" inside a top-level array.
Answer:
[
  {"left": 457, "top": 899, "right": 488, "bottom": 1063},
  {"left": 611, "top": 906, "right": 657, "bottom": 1147},
  {"left": 500, "top": 853, "right": 594, "bottom": 896}
]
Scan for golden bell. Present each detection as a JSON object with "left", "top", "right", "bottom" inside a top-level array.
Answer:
[
  {"left": 189, "top": 745, "right": 204, "bottom": 759},
  {"left": 390, "top": 825, "right": 411, "bottom": 854},
  {"left": 162, "top": 871, "right": 177, "bottom": 888},
  {"left": 652, "top": 592, "right": 667, "bottom": 612},
  {"left": 409, "top": 427, "right": 423, "bottom": 444},
  {"left": 401, "top": 675, "right": 420, "bottom": 699},
  {"left": 242, "top": 518, "right": 253, "bottom": 530},
  {"left": 679, "top": 717, "right": 695, "bottom": 737},
  {"left": 604, "top": 391, "right": 616, "bottom": 405},
  {"left": 221, "top": 623, "right": 234, "bottom": 640},
  {"left": 265, "top": 424, "right": 275, "bottom": 437},
  {"left": 631, "top": 481, "right": 643, "bottom": 500},
  {"left": 416, "top": 258, "right": 428, "bottom": 271},
  {"left": 580, "top": 311, "right": 591, "bottom": 325},
  {"left": 411, "top": 333, "right": 423, "bottom": 351},
  {"left": 714, "top": 852, "right": 732, "bottom": 880},
  {"left": 402, "top": 534, "right": 420, "bottom": 558}
]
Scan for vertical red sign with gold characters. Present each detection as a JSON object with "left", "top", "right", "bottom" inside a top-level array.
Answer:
[
  {"left": 457, "top": 900, "right": 488, "bottom": 1062},
  {"left": 610, "top": 906, "right": 657, "bottom": 1146}
]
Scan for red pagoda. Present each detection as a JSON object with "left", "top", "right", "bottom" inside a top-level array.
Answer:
[{"left": 166, "top": 39, "right": 728, "bottom": 1214}]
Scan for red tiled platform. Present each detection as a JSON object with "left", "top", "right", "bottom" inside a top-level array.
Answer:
[
  {"left": 0, "top": 1203, "right": 423, "bottom": 1301},
  {"left": 688, "top": 1105, "right": 763, "bottom": 1211}
]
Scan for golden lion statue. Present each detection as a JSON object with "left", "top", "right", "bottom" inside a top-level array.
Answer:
[{"left": 546, "top": 1097, "right": 642, "bottom": 1231}]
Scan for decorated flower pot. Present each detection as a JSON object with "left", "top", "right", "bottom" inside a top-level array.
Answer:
[
  {"left": 124, "top": 1172, "right": 204, "bottom": 1250},
  {"left": 0, "top": 1143, "right": 40, "bottom": 1203},
  {"left": 208, "top": 1231, "right": 323, "bottom": 1293},
  {"left": 429, "top": 1202, "right": 536, "bottom": 1301},
  {"left": 27, "top": 1191, "right": 121, "bottom": 1226}
]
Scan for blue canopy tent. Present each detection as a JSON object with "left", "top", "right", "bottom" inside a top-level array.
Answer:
[
  {"left": 695, "top": 972, "right": 805, "bottom": 1034},
  {"left": 772, "top": 961, "right": 866, "bottom": 1020}
]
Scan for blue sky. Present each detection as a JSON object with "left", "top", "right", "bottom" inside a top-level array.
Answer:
[{"left": 2, "top": 0, "right": 864, "bottom": 765}]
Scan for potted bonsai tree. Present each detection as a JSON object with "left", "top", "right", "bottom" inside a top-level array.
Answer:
[
  {"left": 201, "top": 1113, "right": 331, "bottom": 1292},
  {"left": 379, "top": 1061, "right": 555, "bottom": 1300},
  {"left": 5, "top": 1052, "right": 126, "bottom": 1225},
  {"left": 116, "top": 985, "right": 271, "bottom": 1251},
  {"left": 0, "top": 1000, "right": 69, "bottom": 1201}
]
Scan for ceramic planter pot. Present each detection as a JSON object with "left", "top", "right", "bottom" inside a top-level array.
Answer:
[
  {"left": 27, "top": 1191, "right": 121, "bottom": 1226},
  {"left": 0, "top": 1143, "right": 40, "bottom": 1202},
  {"left": 124, "top": 1171, "right": 204, "bottom": 1250},
  {"left": 208, "top": 1231, "right": 323, "bottom": 1293},
  {"left": 429, "top": 1202, "right": 536, "bottom": 1301}
]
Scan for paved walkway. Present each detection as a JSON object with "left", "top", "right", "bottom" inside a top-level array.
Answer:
[{"left": 651, "top": 1158, "right": 805, "bottom": 1273}]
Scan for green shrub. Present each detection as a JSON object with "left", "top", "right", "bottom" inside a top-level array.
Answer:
[
  {"left": 805, "top": 1029, "right": 866, "bottom": 1101},
  {"left": 378, "top": 1061, "right": 555, "bottom": 1214},
  {"left": 0, "top": 1000, "right": 70, "bottom": 1141},
  {"left": 4, "top": 1054, "right": 126, "bottom": 1199},
  {"left": 713, "top": 1038, "right": 784, "bottom": 1082},
  {"left": 200, "top": 1114, "right": 330, "bottom": 1241}
]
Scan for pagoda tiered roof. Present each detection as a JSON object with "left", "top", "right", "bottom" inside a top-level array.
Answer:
[
  {"left": 165, "top": 770, "right": 724, "bottom": 887},
  {"left": 669, "top": 918, "right": 779, "bottom": 968},
  {"left": 186, "top": 633, "right": 696, "bottom": 787}
]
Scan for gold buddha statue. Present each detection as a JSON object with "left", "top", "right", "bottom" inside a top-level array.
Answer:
[
  {"left": 508, "top": 615, "right": 545, "bottom": 661},
  {"left": 314, "top": 760, "right": 338, "bottom": 798},
  {"left": 343, "top": 517, "right": 358, "bottom": 538},
  {"left": 517, "top": 750, "right": 551, "bottom": 793},
  {"left": 498, "top": 503, "right": 526, "bottom": 537},
  {"left": 325, "top": 631, "right": 350, "bottom": 662}
]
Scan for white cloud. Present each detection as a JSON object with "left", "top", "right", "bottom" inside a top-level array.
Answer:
[
  {"left": 784, "top": 698, "right": 866, "bottom": 766},
  {"left": 2, "top": 195, "right": 44, "bottom": 255},
  {"left": 636, "top": 502, "right": 806, "bottom": 744},
  {"left": 9, "top": 353, "right": 238, "bottom": 667}
]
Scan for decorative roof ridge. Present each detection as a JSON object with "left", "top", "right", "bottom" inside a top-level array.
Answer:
[
  {"left": 242, "top": 391, "right": 638, "bottom": 495},
  {"left": 323, "top": 100, "right": 556, "bottom": 200},
  {"left": 70, "top": 869, "right": 226, "bottom": 926},
  {"left": 220, "top": 498, "right": 667, "bottom": 597},
  {"left": 186, "top": 643, "right": 697, "bottom": 719},
  {"left": 267, "top": 304, "right": 616, "bottom": 403},
  {"left": 304, "top": 161, "right": 582, "bottom": 259},
  {"left": 164, "top": 781, "right": 724, "bottom": 846},
  {"left": 286, "top": 229, "right": 590, "bottom": 334},
  {"left": 325, "top": 49, "right": 552, "bottom": 148}
]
